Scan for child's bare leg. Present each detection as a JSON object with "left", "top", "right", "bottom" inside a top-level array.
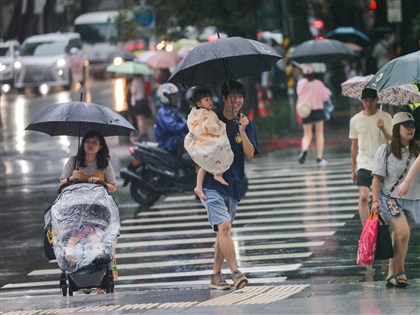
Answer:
[
  {"left": 194, "top": 168, "right": 208, "bottom": 200},
  {"left": 214, "top": 173, "right": 229, "bottom": 186}
]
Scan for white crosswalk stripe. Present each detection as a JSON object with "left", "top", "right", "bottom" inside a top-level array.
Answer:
[{"left": 1, "top": 153, "right": 358, "bottom": 295}]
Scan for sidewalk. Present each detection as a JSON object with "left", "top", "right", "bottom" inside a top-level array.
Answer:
[
  {"left": 1, "top": 280, "right": 419, "bottom": 314},
  {"left": 262, "top": 120, "right": 350, "bottom": 151}
]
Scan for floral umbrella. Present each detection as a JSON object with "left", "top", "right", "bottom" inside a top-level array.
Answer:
[{"left": 341, "top": 75, "right": 420, "bottom": 105}]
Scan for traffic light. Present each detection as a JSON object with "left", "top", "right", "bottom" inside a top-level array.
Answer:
[
  {"left": 369, "top": 0, "right": 377, "bottom": 10},
  {"left": 308, "top": 17, "right": 325, "bottom": 38}
]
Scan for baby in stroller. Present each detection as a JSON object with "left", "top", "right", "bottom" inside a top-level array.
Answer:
[{"left": 50, "top": 182, "right": 120, "bottom": 296}]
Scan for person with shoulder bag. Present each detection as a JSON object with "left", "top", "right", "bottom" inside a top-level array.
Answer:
[
  {"left": 296, "top": 64, "right": 331, "bottom": 166},
  {"left": 371, "top": 112, "right": 420, "bottom": 288}
]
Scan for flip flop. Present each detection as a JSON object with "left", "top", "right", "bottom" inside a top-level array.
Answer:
[
  {"left": 395, "top": 272, "right": 409, "bottom": 288},
  {"left": 385, "top": 274, "right": 398, "bottom": 288}
]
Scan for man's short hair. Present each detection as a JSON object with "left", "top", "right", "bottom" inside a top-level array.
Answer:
[
  {"left": 221, "top": 81, "right": 246, "bottom": 98},
  {"left": 361, "top": 88, "right": 378, "bottom": 100}
]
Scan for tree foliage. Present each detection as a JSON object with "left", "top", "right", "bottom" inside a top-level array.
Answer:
[{"left": 147, "top": 0, "right": 261, "bottom": 39}]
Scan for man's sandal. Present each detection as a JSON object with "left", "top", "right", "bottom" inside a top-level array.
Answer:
[{"left": 395, "top": 272, "right": 409, "bottom": 288}]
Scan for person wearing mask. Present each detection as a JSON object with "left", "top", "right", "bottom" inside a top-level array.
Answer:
[
  {"left": 154, "top": 83, "right": 188, "bottom": 154},
  {"left": 296, "top": 64, "right": 331, "bottom": 166},
  {"left": 371, "top": 112, "right": 419, "bottom": 288}
]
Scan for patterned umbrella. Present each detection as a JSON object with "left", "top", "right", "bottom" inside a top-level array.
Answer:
[{"left": 341, "top": 75, "right": 420, "bottom": 105}]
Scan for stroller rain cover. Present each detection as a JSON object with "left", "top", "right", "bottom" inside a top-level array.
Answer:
[{"left": 50, "top": 183, "right": 120, "bottom": 273}]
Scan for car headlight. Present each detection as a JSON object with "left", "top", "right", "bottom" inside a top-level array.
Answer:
[
  {"left": 14, "top": 61, "right": 22, "bottom": 69},
  {"left": 56, "top": 58, "right": 66, "bottom": 67},
  {"left": 0, "top": 64, "right": 6, "bottom": 72}
]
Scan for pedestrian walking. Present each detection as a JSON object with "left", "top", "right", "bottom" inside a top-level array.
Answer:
[
  {"left": 130, "top": 74, "right": 151, "bottom": 141},
  {"left": 349, "top": 88, "right": 392, "bottom": 225},
  {"left": 184, "top": 87, "right": 234, "bottom": 201},
  {"left": 371, "top": 112, "right": 420, "bottom": 288},
  {"left": 200, "top": 81, "right": 259, "bottom": 290},
  {"left": 296, "top": 64, "right": 331, "bottom": 166}
]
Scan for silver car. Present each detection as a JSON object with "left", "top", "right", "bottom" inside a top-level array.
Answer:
[
  {"left": 0, "top": 39, "right": 20, "bottom": 89},
  {"left": 14, "top": 32, "right": 86, "bottom": 93}
]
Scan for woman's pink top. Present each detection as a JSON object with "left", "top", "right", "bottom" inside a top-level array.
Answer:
[{"left": 296, "top": 78, "right": 331, "bottom": 110}]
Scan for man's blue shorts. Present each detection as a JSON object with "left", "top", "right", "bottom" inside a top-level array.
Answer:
[{"left": 201, "top": 188, "right": 238, "bottom": 232}]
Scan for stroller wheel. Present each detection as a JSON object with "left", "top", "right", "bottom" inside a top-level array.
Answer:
[
  {"left": 83, "top": 288, "right": 92, "bottom": 294},
  {"left": 61, "top": 283, "right": 67, "bottom": 297}
]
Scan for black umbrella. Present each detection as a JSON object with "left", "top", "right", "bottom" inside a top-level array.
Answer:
[
  {"left": 25, "top": 101, "right": 135, "bottom": 140},
  {"left": 288, "top": 39, "right": 356, "bottom": 63},
  {"left": 168, "top": 36, "right": 282, "bottom": 87}
]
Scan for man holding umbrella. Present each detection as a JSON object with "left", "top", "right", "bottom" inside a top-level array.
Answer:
[
  {"left": 349, "top": 88, "right": 392, "bottom": 225},
  {"left": 201, "top": 81, "right": 259, "bottom": 290}
]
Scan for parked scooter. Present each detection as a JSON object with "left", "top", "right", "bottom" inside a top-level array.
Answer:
[
  {"left": 120, "top": 141, "right": 248, "bottom": 208},
  {"left": 120, "top": 141, "right": 196, "bottom": 207}
]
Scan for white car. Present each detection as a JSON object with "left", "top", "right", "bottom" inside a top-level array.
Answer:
[
  {"left": 0, "top": 39, "right": 20, "bottom": 89},
  {"left": 14, "top": 32, "right": 86, "bottom": 93}
]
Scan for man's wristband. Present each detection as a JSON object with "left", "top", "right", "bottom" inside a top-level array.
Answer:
[{"left": 372, "top": 200, "right": 379, "bottom": 203}]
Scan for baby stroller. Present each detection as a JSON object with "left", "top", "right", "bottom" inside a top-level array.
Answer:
[{"left": 45, "top": 182, "right": 120, "bottom": 296}]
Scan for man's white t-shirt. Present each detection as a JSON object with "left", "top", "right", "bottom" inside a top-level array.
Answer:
[{"left": 349, "top": 110, "right": 392, "bottom": 171}]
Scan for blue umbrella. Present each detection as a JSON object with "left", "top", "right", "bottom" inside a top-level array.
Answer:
[{"left": 325, "top": 27, "right": 370, "bottom": 45}]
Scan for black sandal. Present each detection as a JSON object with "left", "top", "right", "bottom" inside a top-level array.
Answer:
[
  {"left": 395, "top": 272, "right": 409, "bottom": 288},
  {"left": 386, "top": 274, "right": 398, "bottom": 287}
]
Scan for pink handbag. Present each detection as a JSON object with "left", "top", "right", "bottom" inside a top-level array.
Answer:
[{"left": 356, "top": 213, "right": 379, "bottom": 265}]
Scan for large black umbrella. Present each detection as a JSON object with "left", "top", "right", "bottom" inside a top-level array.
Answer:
[
  {"left": 168, "top": 36, "right": 282, "bottom": 87},
  {"left": 366, "top": 51, "right": 420, "bottom": 91},
  {"left": 288, "top": 39, "right": 356, "bottom": 63},
  {"left": 25, "top": 101, "right": 135, "bottom": 140}
]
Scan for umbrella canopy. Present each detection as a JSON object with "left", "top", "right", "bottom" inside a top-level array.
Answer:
[
  {"left": 341, "top": 75, "right": 420, "bottom": 105},
  {"left": 325, "top": 27, "right": 370, "bottom": 45},
  {"left": 366, "top": 51, "right": 420, "bottom": 91},
  {"left": 106, "top": 62, "right": 152, "bottom": 75},
  {"left": 168, "top": 36, "right": 282, "bottom": 86},
  {"left": 288, "top": 39, "right": 356, "bottom": 63},
  {"left": 25, "top": 101, "right": 135, "bottom": 138},
  {"left": 137, "top": 50, "right": 181, "bottom": 69}
]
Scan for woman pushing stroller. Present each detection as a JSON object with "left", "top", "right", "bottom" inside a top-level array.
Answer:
[
  {"left": 51, "top": 130, "right": 120, "bottom": 295},
  {"left": 60, "top": 130, "right": 117, "bottom": 192}
]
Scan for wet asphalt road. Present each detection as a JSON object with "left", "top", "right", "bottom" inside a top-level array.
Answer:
[{"left": 1, "top": 82, "right": 419, "bottom": 296}]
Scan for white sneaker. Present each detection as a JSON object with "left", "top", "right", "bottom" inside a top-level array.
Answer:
[{"left": 317, "top": 159, "right": 328, "bottom": 167}]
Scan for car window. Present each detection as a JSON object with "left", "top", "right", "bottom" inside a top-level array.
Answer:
[
  {"left": 0, "top": 46, "right": 11, "bottom": 56},
  {"left": 22, "top": 41, "right": 66, "bottom": 56}
]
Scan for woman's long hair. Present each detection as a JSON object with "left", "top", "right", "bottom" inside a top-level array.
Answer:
[
  {"left": 390, "top": 124, "right": 419, "bottom": 159},
  {"left": 76, "top": 130, "right": 110, "bottom": 169}
]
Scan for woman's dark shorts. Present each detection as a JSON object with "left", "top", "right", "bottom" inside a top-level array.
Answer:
[
  {"left": 302, "top": 109, "right": 325, "bottom": 124},
  {"left": 356, "top": 168, "right": 373, "bottom": 188},
  {"left": 134, "top": 99, "right": 151, "bottom": 117}
]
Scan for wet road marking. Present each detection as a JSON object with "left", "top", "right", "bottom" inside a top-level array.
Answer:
[
  {"left": 0, "top": 285, "right": 307, "bottom": 314},
  {"left": 117, "top": 222, "right": 345, "bottom": 238},
  {"left": 120, "top": 214, "right": 355, "bottom": 231},
  {"left": 5, "top": 265, "right": 300, "bottom": 289},
  {"left": 196, "top": 285, "right": 309, "bottom": 306}
]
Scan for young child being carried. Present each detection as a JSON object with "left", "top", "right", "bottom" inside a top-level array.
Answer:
[{"left": 184, "top": 87, "right": 234, "bottom": 200}]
